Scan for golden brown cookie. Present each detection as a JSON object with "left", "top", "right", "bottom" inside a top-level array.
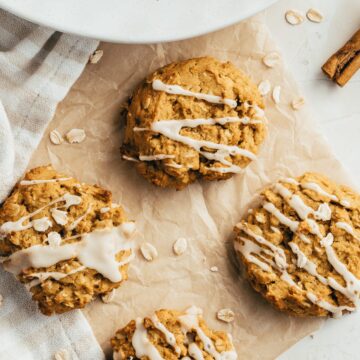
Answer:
[
  {"left": 0, "top": 165, "right": 136, "bottom": 315},
  {"left": 234, "top": 172, "right": 360, "bottom": 317},
  {"left": 111, "top": 306, "right": 237, "bottom": 360},
  {"left": 121, "top": 56, "right": 266, "bottom": 190}
]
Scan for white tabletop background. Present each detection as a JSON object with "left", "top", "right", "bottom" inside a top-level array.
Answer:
[{"left": 264, "top": 0, "right": 360, "bottom": 359}]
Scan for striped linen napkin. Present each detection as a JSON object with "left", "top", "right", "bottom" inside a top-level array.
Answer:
[{"left": 0, "top": 9, "right": 105, "bottom": 360}]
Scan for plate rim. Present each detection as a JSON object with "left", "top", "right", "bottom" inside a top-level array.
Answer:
[{"left": 0, "top": 0, "right": 277, "bottom": 44}]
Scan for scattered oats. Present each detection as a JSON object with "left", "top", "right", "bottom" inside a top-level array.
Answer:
[
  {"left": 255, "top": 212, "right": 266, "bottom": 223},
  {"left": 65, "top": 128, "right": 86, "bottom": 144},
  {"left": 258, "top": 80, "right": 271, "bottom": 96},
  {"left": 285, "top": 10, "right": 304, "bottom": 25},
  {"left": 89, "top": 49, "right": 104, "bottom": 64},
  {"left": 54, "top": 349, "right": 70, "bottom": 360},
  {"left": 100, "top": 207, "right": 110, "bottom": 214},
  {"left": 33, "top": 217, "right": 52, "bottom": 232},
  {"left": 210, "top": 266, "right": 219, "bottom": 272},
  {"left": 173, "top": 237, "right": 187, "bottom": 256},
  {"left": 51, "top": 208, "right": 68, "bottom": 226},
  {"left": 49, "top": 129, "right": 64, "bottom": 145},
  {"left": 291, "top": 97, "right": 305, "bottom": 110},
  {"left": 101, "top": 289, "right": 116, "bottom": 303},
  {"left": 306, "top": 8, "right": 323, "bottom": 23},
  {"left": 262, "top": 52, "right": 281, "bottom": 68},
  {"left": 217, "top": 308, "right": 235, "bottom": 323},
  {"left": 272, "top": 85, "right": 281, "bottom": 104},
  {"left": 47, "top": 231, "right": 62, "bottom": 247},
  {"left": 140, "top": 242, "right": 158, "bottom": 261}
]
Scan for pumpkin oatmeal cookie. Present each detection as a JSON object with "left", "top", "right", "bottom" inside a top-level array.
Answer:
[
  {"left": 0, "top": 165, "right": 136, "bottom": 315},
  {"left": 234, "top": 172, "right": 360, "bottom": 317},
  {"left": 111, "top": 306, "right": 237, "bottom": 359},
  {"left": 121, "top": 56, "right": 266, "bottom": 190}
]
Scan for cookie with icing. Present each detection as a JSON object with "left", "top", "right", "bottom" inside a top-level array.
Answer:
[
  {"left": 234, "top": 172, "right": 360, "bottom": 317},
  {"left": 121, "top": 56, "right": 266, "bottom": 190},
  {"left": 0, "top": 165, "right": 136, "bottom": 315},
  {"left": 111, "top": 306, "right": 237, "bottom": 360}
]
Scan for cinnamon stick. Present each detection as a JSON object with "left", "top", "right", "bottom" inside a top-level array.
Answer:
[{"left": 322, "top": 29, "right": 360, "bottom": 86}]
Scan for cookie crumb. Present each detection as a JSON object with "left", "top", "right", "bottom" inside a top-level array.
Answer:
[
  {"left": 89, "top": 49, "right": 104, "bottom": 64},
  {"left": 217, "top": 308, "right": 235, "bottom": 323},
  {"left": 101, "top": 289, "right": 116, "bottom": 303},
  {"left": 291, "top": 97, "right": 305, "bottom": 110},
  {"left": 210, "top": 266, "right": 219, "bottom": 272},
  {"left": 65, "top": 129, "right": 86, "bottom": 144},
  {"left": 173, "top": 237, "right": 187, "bottom": 256},
  {"left": 49, "top": 129, "right": 64, "bottom": 145},
  {"left": 140, "top": 242, "right": 158, "bottom": 261}
]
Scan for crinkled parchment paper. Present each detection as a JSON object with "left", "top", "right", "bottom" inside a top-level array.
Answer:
[{"left": 29, "top": 14, "right": 355, "bottom": 360}]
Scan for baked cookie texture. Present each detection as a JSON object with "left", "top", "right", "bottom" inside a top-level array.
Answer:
[
  {"left": 121, "top": 56, "right": 266, "bottom": 190},
  {"left": 111, "top": 307, "right": 237, "bottom": 360},
  {"left": 0, "top": 166, "right": 135, "bottom": 315},
  {"left": 234, "top": 172, "right": 360, "bottom": 317}
]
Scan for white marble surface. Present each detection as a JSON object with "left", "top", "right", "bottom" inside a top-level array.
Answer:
[{"left": 264, "top": 0, "right": 360, "bottom": 359}]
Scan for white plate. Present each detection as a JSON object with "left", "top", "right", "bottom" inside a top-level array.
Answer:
[{"left": 0, "top": 0, "right": 277, "bottom": 43}]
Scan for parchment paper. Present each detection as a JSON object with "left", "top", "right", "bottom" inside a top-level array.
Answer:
[{"left": 29, "top": 14, "right": 355, "bottom": 359}]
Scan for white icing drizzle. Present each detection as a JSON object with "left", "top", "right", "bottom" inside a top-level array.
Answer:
[
  {"left": 139, "top": 154, "right": 175, "bottom": 161},
  {"left": 306, "top": 292, "right": 354, "bottom": 318},
  {"left": 322, "top": 233, "right": 360, "bottom": 304},
  {"left": 298, "top": 233, "right": 311, "bottom": 244},
  {"left": 179, "top": 306, "right": 237, "bottom": 360},
  {"left": 234, "top": 239, "right": 272, "bottom": 272},
  {"left": 132, "top": 317, "right": 163, "bottom": 360},
  {"left": 237, "top": 178, "right": 360, "bottom": 316},
  {"left": 237, "top": 224, "right": 287, "bottom": 269},
  {"left": 274, "top": 183, "right": 313, "bottom": 220},
  {"left": 122, "top": 155, "right": 139, "bottom": 162},
  {"left": 152, "top": 79, "right": 237, "bottom": 108},
  {"left": 302, "top": 182, "right": 338, "bottom": 201},
  {"left": 188, "top": 343, "right": 204, "bottom": 360},
  {"left": 2, "top": 224, "right": 134, "bottom": 282},
  {"left": 68, "top": 205, "right": 92, "bottom": 231},
  {"left": 25, "top": 265, "right": 86, "bottom": 289},
  {"left": 263, "top": 202, "right": 299, "bottom": 232},
  {"left": 280, "top": 177, "right": 299, "bottom": 185},
  {"left": 336, "top": 222, "right": 360, "bottom": 241},
  {"left": 151, "top": 313, "right": 181, "bottom": 355},
  {"left": 19, "top": 177, "right": 72, "bottom": 186},
  {"left": 340, "top": 198, "right": 351, "bottom": 208},
  {"left": 166, "top": 162, "right": 183, "bottom": 169},
  {"left": 148, "top": 117, "right": 257, "bottom": 174},
  {"left": 0, "top": 193, "right": 81, "bottom": 233}
]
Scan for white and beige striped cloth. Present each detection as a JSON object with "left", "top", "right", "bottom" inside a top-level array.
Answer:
[{"left": 0, "top": 9, "right": 104, "bottom": 360}]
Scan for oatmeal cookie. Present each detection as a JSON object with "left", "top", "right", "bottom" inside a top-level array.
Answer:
[
  {"left": 234, "top": 172, "right": 360, "bottom": 317},
  {"left": 111, "top": 306, "right": 237, "bottom": 359},
  {"left": 0, "top": 165, "right": 136, "bottom": 315},
  {"left": 121, "top": 56, "right": 266, "bottom": 190}
]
